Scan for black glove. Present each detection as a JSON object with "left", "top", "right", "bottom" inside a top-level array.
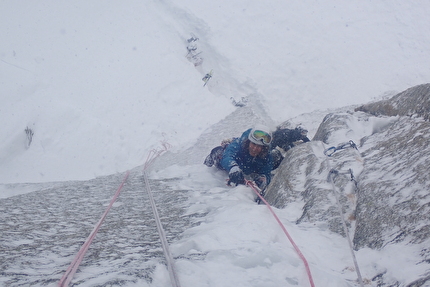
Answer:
[
  {"left": 254, "top": 174, "right": 268, "bottom": 190},
  {"left": 228, "top": 166, "right": 245, "bottom": 186}
]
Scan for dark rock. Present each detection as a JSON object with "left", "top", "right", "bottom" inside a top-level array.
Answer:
[{"left": 355, "top": 83, "right": 430, "bottom": 120}]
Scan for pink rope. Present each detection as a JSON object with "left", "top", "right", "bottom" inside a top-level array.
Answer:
[
  {"left": 143, "top": 140, "right": 171, "bottom": 171},
  {"left": 58, "top": 140, "right": 171, "bottom": 286},
  {"left": 245, "top": 180, "right": 316, "bottom": 287},
  {"left": 58, "top": 171, "right": 130, "bottom": 286}
]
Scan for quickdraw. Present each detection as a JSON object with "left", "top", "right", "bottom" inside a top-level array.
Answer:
[
  {"left": 324, "top": 140, "right": 358, "bottom": 156},
  {"left": 255, "top": 187, "right": 266, "bottom": 205},
  {"left": 328, "top": 168, "right": 358, "bottom": 188}
]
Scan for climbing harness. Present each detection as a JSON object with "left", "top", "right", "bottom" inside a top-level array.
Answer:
[
  {"left": 324, "top": 141, "right": 364, "bottom": 287},
  {"left": 246, "top": 180, "right": 316, "bottom": 287}
]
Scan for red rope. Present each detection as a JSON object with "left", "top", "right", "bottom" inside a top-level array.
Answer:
[
  {"left": 58, "top": 140, "right": 171, "bottom": 286},
  {"left": 58, "top": 171, "right": 130, "bottom": 286},
  {"left": 245, "top": 180, "right": 316, "bottom": 287},
  {"left": 143, "top": 140, "right": 171, "bottom": 171}
]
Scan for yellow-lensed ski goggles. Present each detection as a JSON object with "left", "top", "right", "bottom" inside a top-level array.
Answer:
[{"left": 250, "top": 130, "right": 272, "bottom": 146}]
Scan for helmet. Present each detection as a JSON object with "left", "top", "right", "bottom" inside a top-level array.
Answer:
[{"left": 248, "top": 125, "right": 272, "bottom": 146}]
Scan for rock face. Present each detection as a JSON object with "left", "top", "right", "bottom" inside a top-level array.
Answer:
[
  {"left": 355, "top": 83, "right": 430, "bottom": 120},
  {"left": 354, "top": 116, "right": 430, "bottom": 250},
  {"left": 266, "top": 84, "right": 430, "bottom": 286}
]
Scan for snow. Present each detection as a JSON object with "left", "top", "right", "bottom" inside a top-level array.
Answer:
[{"left": 1, "top": 0, "right": 429, "bottom": 286}]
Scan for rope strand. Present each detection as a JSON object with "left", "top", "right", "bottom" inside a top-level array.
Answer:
[
  {"left": 143, "top": 171, "right": 181, "bottom": 287},
  {"left": 58, "top": 171, "right": 130, "bottom": 286},
  {"left": 246, "top": 180, "right": 316, "bottom": 287},
  {"left": 323, "top": 141, "right": 364, "bottom": 287},
  {"left": 142, "top": 142, "right": 181, "bottom": 287}
]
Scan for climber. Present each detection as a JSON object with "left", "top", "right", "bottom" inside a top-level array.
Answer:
[{"left": 204, "top": 125, "right": 273, "bottom": 190}]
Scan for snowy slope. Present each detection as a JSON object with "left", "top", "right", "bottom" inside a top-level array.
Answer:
[
  {"left": 1, "top": 1, "right": 430, "bottom": 286},
  {"left": 1, "top": 0, "right": 430, "bottom": 183}
]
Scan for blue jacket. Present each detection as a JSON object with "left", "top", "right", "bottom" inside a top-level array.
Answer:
[{"left": 220, "top": 129, "right": 273, "bottom": 183}]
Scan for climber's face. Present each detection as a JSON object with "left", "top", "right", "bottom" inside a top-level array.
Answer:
[{"left": 248, "top": 142, "right": 263, "bottom": 157}]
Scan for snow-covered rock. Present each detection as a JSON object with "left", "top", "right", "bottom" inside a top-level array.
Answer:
[
  {"left": 355, "top": 83, "right": 430, "bottom": 120},
  {"left": 266, "top": 84, "right": 430, "bottom": 286}
]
